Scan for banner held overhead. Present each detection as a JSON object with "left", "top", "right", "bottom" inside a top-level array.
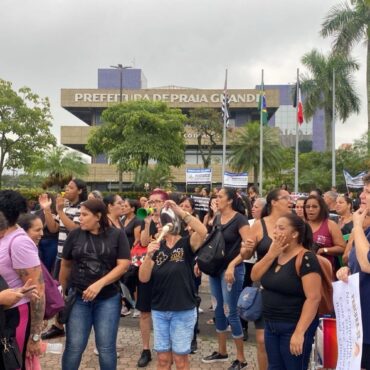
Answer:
[{"left": 186, "top": 168, "right": 212, "bottom": 184}]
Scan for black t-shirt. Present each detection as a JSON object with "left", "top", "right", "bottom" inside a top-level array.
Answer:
[
  {"left": 219, "top": 213, "right": 249, "bottom": 266},
  {"left": 62, "top": 227, "right": 130, "bottom": 299},
  {"left": 123, "top": 216, "right": 144, "bottom": 248},
  {"left": 261, "top": 251, "right": 321, "bottom": 322},
  {"left": 151, "top": 236, "right": 196, "bottom": 311}
]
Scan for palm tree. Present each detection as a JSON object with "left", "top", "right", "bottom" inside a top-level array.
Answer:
[
  {"left": 301, "top": 49, "right": 360, "bottom": 151},
  {"left": 30, "top": 146, "right": 89, "bottom": 189},
  {"left": 321, "top": 0, "right": 370, "bottom": 145},
  {"left": 228, "top": 121, "right": 284, "bottom": 185}
]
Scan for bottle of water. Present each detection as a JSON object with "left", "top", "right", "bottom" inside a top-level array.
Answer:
[{"left": 41, "top": 342, "right": 63, "bottom": 354}]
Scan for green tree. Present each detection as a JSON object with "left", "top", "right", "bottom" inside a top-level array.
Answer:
[
  {"left": 86, "top": 100, "right": 186, "bottom": 191},
  {"left": 301, "top": 49, "right": 360, "bottom": 151},
  {"left": 186, "top": 108, "right": 222, "bottom": 168},
  {"left": 321, "top": 0, "right": 370, "bottom": 145},
  {"left": 0, "top": 79, "right": 56, "bottom": 188},
  {"left": 228, "top": 121, "right": 284, "bottom": 186},
  {"left": 133, "top": 164, "right": 174, "bottom": 190},
  {"left": 30, "top": 145, "right": 89, "bottom": 189}
]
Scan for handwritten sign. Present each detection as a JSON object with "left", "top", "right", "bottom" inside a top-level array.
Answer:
[{"left": 333, "top": 273, "right": 362, "bottom": 370}]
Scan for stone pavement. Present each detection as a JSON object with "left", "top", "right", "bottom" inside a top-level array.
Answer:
[
  {"left": 40, "top": 278, "right": 258, "bottom": 369},
  {"left": 40, "top": 324, "right": 258, "bottom": 369}
]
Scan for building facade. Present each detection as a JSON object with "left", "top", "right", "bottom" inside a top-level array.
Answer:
[{"left": 60, "top": 69, "right": 324, "bottom": 190}]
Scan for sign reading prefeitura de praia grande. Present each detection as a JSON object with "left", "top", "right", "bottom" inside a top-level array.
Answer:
[{"left": 61, "top": 89, "right": 280, "bottom": 108}]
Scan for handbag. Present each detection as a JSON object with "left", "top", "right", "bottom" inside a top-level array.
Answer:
[
  {"left": 237, "top": 286, "right": 263, "bottom": 322},
  {"left": 0, "top": 276, "right": 22, "bottom": 370},
  {"left": 58, "top": 288, "right": 78, "bottom": 325}
]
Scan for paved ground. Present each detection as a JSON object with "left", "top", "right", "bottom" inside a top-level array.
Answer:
[{"left": 40, "top": 279, "right": 258, "bottom": 369}]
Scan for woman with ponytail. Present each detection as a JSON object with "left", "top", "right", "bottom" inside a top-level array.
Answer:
[
  {"left": 242, "top": 188, "right": 292, "bottom": 370},
  {"left": 251, "top": 213, "right": 321, "bottom": 370},
  {"left": 202, "top": 188, "right": 250, "bottom": 370}
]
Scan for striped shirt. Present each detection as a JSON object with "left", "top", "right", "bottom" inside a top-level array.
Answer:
[{"left": 56, "top": 202, "right": 81, "bottom": 257}]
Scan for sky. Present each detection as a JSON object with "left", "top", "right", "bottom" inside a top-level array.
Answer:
[{"left": 0, "top": 0, "right": 367, "bottom": 148}]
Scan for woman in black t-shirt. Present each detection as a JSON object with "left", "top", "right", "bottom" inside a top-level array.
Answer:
[
  {"left": 251, "top": 213, "right": 321, "bottom": 370},
  {"left": 139, "top": 200, "right": 207, "bottom": 370},
  {"left": 202, "top": 188, "right": 250, "bottom": 370},
  {"left": 59, "top": 199, "right": 131, "bottom": 370}
]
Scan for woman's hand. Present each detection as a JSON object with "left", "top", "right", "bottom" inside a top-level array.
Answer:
[
  {"left": 147, "top": 241, "right": 160, "bottom": 258},
  {"left": 0, "top": 289, "right": 24, "bottom": 307},
  {"left": 353, "top": 207, "right": 368, "bottom": 228},
  {"left": 268, "top": 234, "right": 289, "bottom": 259},
  {"left": 290, "top": 330, "right": 304, "bottom": 356},
  {"left": 38, "top": 193, "right": 52, "bottom": 210},
  {"left": 241, "top": 239, "right": 255, "bottom": 259},
  {"left": 224, "top": 264, "right": 235, "bottom": 284},
  {"left": 194, "top": 263, "right": 202, "bottom": 278},
  {"left": 56, "top": 195, "right": 65, "bottom": 212},
  {"left": 82, "top": 280, "right": 104, "bottom": 301},
  {"left": 26, "top": 339, "right": 42, "bottom": 357},
  {"left": 336, "top": 266, "right": 350, "bottom": 283}
]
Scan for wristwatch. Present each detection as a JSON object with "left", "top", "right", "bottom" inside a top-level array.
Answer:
[
  {"left": 323, "top": 248, "right": 328, "bottom": 254},
  {"left": 31, "top": 334, "right": 41, "bottom": 342}
]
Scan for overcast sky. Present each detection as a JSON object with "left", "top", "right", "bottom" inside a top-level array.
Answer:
[{"left": 1, "top": 0, "right": 367, "bottom": 148}]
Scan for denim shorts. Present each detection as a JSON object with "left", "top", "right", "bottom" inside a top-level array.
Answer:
[{"left": 152, "top": 308, "right": 197, "bottom": 355}]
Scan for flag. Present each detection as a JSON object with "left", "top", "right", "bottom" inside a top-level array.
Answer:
[
  {"left": 343, "top": 170, "right": 367, "bottom": 188},
  {"left": 221, "top": 69, "right": 230, "bottom": 127},
  {"left": 296, "top": 79, "right": 304, "bottom": 125},
  {"left": 258, "top": 81, "right": 268, "bottom": 125}
]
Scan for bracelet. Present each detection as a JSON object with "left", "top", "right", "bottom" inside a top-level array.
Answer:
[{"left": 182, "top": 212, "right": 192, "bottom": 224}]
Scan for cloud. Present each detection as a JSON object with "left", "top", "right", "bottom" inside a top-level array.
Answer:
[{"left": 0, "top": 0, "right": 367, "bottom": 145}]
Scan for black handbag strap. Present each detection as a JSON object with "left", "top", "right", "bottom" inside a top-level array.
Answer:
[{"left": 214, "top": 213, "right": 238, "bottom": 231}]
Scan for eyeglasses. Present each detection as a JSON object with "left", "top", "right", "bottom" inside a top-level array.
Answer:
[
  {"left": 148, "top": 199, "right": 164, "bottom": 205},
  {"left": 277, "top": 195, "right": 290, "bottom": 201},
  {"left": 305, "top": 204, "right": 319, "bottom": 209}
]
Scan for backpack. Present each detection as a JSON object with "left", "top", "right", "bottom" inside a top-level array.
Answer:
[
  {"left": 295, "top": 249, "right": 334, "bottom": 316},
  {"left": 41, "top": 263, "right": 65, "bottom": 320},
  {"left": 196, "top": 215, "right": 237, "bottom": 277}
]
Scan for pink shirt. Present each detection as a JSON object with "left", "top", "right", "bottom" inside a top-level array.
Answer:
[{"left": 0, "top": 228, "right": 40, "bottom": 307}]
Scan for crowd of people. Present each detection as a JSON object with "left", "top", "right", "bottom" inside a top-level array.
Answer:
[{"left": 0, "top": 177, "right": 369, "bottom": 370}]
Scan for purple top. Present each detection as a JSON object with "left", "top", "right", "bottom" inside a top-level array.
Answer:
[{"left": 0, "top": 228, "right": 40, "bottom": 307}]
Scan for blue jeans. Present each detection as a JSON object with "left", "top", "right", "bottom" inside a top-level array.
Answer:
[
  {"left": 38, "top": 238, "right": 58, "bottom": 273},
  {"left": 62, "top": 292, "right": 121, "bottom": 370},
  {"left": 209, "top": 263, "right": 245, "bottom": 338},
  {"left": 264, "top": 318, "right": 319, "bottom": 370},
  {"left": 152, "top": 308, "right": 197, "bottom": 355}
]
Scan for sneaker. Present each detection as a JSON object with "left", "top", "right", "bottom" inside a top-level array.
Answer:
[
  {"left": 202, "top": 351, "right": 228, "bottom": 363},
  {"left": 41, "top": 325, "right": 65, "bottom": 340},
  {"left": 190, "top": 339, "right": 198, "bottom": 354},
  {"left": 137, "top": 349, "right": 152, "bottom": 367},
  {"left": 228, "top": 359, "right": 248, "bottom": 370},
  {"left": 93, "top": 348, "right": 120, "bottom": 357},
  {"left": 120, "top": 306, "right": 131, "bottom": 317},
  {"left": 133, "top": 309, "right": 141, "bottom": 318}
]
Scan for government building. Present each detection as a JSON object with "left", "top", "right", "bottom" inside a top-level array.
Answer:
[{"left": 60, "top": 68, "right": 324, "bottom": 190}]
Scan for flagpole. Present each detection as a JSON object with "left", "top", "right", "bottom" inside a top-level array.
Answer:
[
  {"left": 332, "top": 68, "right": 336, "bottom": 187},
  {"left": 294, "top": 68, "right": 299, "bottom": 193},
  {"left": 259, "top": 69, "right": 264, "bottom": 195},
  {"left": 221, "top": 69, "right": 228, "bottom": 187}
]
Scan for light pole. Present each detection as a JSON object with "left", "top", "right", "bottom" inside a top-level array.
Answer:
[
  {"left": 110, "top": 64, "right": 132, "bottom": 102},
  {"left": 109, "top": 64, "right": 132, "bottom": 192}
]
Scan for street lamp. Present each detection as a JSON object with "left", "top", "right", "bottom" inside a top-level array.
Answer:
[{"left": 109, "top": 64, "right": 132, "bottom": 102}]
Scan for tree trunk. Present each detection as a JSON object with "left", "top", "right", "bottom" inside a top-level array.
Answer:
[{"left": 367, "top": 38, "right": 370, "bottom": 150}]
